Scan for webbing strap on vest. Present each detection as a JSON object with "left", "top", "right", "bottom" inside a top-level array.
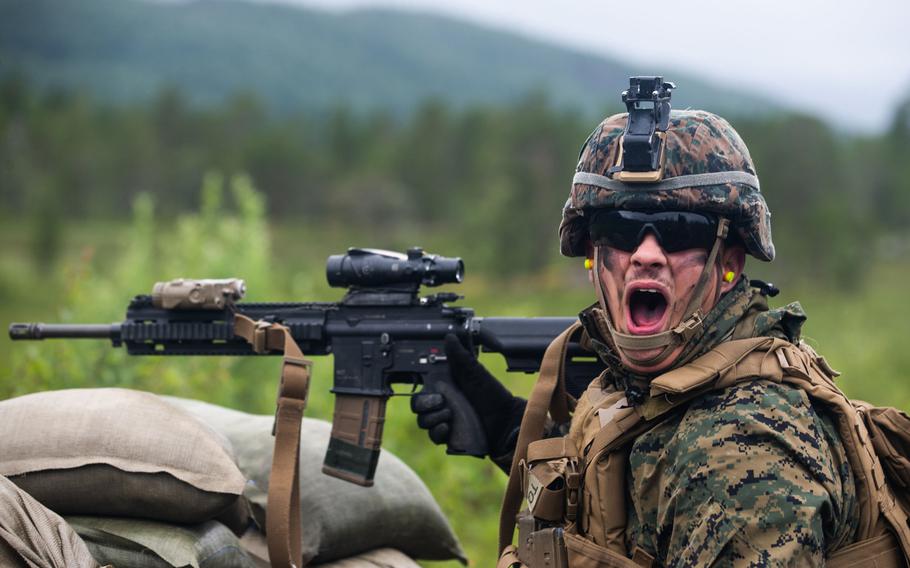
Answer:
[
  {"left": 827, "top": 532, "right": 904, "bottom": 568},
  {"left": 235, "top": 313, "right": 313, "bottom": 568},
  {"left": 497, "top": 545, "right": 522, "bottom": 568},
  {"left": 499, "top": 321, "right": 582, "bottom": 554},
  {"left": 771, "top": 345, "right": 910, "bottom": 563}
]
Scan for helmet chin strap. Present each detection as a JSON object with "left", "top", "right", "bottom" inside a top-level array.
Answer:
[{"left": 593, "top": 218, "right": 730, "bottom": 369}]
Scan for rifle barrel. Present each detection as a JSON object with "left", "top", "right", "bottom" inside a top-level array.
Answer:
[{"left": 9, "top": 323, "right": 121, "bottom": 341}]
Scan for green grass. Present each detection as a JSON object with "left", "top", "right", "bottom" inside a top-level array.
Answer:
[{"left": 2, "top": 186, "right": 909, "bottom": 567}]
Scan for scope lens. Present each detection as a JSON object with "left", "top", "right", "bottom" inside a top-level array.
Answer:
[
  {"left": 432, "top": 258, "right": 464, "bottom": 284},
  {"left": 326, "top": 254, "right": 346, "bottom": 287}
]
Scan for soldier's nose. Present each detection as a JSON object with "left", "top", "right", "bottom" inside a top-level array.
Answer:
[{"left": 630, "top": 233, "right": 667, "bottom": 269}]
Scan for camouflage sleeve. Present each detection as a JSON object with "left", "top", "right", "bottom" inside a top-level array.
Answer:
[{"left": 627, "top": 380, "right": 856, "bottom": 567}]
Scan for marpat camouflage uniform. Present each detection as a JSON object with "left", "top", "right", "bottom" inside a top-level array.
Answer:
[
  {"left": 625, "top": 379, "right": 858, "bottom": 566},
  {"left": 578, "top": 281, "right": 859, "bottom": 567}
]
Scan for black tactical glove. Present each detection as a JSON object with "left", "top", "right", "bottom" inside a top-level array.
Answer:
[{"left": 410, "top": 334, "right": 526, "bottom": 465}]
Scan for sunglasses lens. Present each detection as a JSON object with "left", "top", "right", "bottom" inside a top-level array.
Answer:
[
  {"left": 589, "top": 210, "right": 717, "bottom": 253},
  {"left": 654, "top": 212, "right": 717, "bottom": 252},
  {"left": 589, "top": 211, "right": 645, "bottom": 251}
]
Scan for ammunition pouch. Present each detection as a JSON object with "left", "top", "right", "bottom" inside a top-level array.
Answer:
[
  {"left": 506, "top": 518, "right": 654, "bottom": 568},
  {"left": 524, "top": 438, "right": 579, "bottom": 524},
  {"left": 508, "top": 439, "right": 578, "bottom": 568},
  {"left": 515, "top": 513, "right": 568, "bottom": 568}
]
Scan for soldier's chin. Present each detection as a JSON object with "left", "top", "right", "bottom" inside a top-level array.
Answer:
[{"left": 619, "top": 344, "right": 686, "bottom": 375}]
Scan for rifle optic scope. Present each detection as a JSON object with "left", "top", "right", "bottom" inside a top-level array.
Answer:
[{"left": 326, "top": 247, "right": 463, "bottom": 288}]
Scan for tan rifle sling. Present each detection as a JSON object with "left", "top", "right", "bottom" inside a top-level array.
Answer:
[
  {"left": 498, "top": 321, "right": 582, "bottom": 559},
  {"left": 235, "top": 314, "right": 313, "bottom": 568}
]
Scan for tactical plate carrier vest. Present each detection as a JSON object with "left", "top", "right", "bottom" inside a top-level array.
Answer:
[{"left": 498, "top": 323, "right": 910, "bottom": 568}]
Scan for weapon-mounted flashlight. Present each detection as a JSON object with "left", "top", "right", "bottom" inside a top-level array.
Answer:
[{"left": 151, "top": 278, "right": 246, "bottom": 310}]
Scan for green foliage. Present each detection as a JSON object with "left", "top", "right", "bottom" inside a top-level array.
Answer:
[
  {"left": 3, "top": 174, "right": 279, "bottom": 411},
  {"left": 2, "top": 69, "right": 910, "bottom": 567},
  {"left": 5, "top": 78, "right": 908, "bottom": 285},
  {"left": 27, "top": 174, "right": 63, "bottom": 270},
  {"left": 3, "top": 177, "right": 910, "bottom": 567}
]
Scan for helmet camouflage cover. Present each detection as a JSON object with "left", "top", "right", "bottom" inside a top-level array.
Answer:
[{"left": 559, "top": 110, "right": 774, "bottom": 261}]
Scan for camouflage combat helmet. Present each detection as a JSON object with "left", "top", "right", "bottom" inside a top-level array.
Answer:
[
  {"left": 564, "top": 78, "right": 775, "bottom": 369},
  {"left": 559, "top": 109, "right": 774, "bottom": 261}
]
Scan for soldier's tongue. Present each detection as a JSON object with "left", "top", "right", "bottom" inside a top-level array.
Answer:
[{"left": 627, "top": 290, "right": 668, "bottom": 334}]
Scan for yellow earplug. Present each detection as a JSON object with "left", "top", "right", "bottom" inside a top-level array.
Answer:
[
  {"left": 723, "top": 270, "right": 735, "bottom": 283},
  {"left": 584, "top": 258, "right": 594, "bottom": 270}
]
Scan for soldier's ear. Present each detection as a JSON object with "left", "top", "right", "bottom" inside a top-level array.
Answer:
[{"left": 719, "top": 243, "right": 746, "bottom": 293}]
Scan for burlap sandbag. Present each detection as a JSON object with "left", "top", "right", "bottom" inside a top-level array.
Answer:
[
  {"left": 239, "top": 528, "right": 421, "bottom": 568},
  {"left": 164, "top": 397, "right": 466, "bottom": 565},
  {"left": 0, "top": 475, "right": 102, "bottom": 568},
  {"left": 320, "top": 548, "right": 420, "bottom": 568},
  {"left": 0, "top": 389, "right": 247, "bottom": 524},
  {"left": 317, "top": 549, "right": 421, "bottom": 568},
  {"left": 66, "top": 516, "right": 255, "bottom": 568}
]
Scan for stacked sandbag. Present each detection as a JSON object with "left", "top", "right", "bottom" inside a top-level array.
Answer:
[
  {"left": 0, "top": 474, "right": 103, "bottom": 568},
  {"left": 0, "top": 388, "right": 464, "bottom": 567},
  {"left": 66, "top": 516, "right": 255, "bottom": 568},
  {"left": 164, "top": 397, "right": 467, "bottom": 566},
  {"left": 237, "top": 525, "right": 422, "bottom": 568},
  {"left": 317, "top": 549, "right": 422, "bottom": 568},
  {"left": 0, "top": 388, "right": 249, "bottom": 526},
  {"left": 0, "top": 388, "right": 255, "bottom": 567}
]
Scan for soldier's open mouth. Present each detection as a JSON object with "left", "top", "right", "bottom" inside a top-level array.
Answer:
[{"left": 627, "top": 288, "right": 669, "bottom": 335}]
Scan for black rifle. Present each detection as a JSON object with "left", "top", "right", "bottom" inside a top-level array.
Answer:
[{"left": 9, "top": 247, "right": 603, "bottom": 486}]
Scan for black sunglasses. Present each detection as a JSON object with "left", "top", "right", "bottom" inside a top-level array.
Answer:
[{"left": 588, "top": 210, "right": 719, "bottom": 253}]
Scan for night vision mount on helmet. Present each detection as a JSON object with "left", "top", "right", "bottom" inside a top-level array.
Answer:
[{"left": 607, "top": 76, "right": 675, "bottom": 182}]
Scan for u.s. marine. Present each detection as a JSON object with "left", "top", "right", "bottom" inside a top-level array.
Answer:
[{"left": 412, "top": 77, "right": 910, "bottom": 567}]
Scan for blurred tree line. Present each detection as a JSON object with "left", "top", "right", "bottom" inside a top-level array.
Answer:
[
  {"left": 1, "top": 72, "right": 908, "bottom": 283},
  {"left": 2, "top": 73, "right": 909, "bottom": 566}
]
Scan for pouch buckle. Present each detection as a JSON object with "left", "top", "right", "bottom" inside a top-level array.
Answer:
[{"left": 565, "top": 460, "right": 580, "bottom": 522}]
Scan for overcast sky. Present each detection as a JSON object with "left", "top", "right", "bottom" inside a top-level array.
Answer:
[{"left": 264, "top": 0, "right": 910, "bottom": 133}]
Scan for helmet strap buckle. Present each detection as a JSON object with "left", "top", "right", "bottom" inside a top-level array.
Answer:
[{"left": 674, "top": 311, "right": 704, "bottom": 337}]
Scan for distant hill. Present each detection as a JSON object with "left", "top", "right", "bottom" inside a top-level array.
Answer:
[{"left": 0, "top": 0, "right": 777, "bottom": 117}]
